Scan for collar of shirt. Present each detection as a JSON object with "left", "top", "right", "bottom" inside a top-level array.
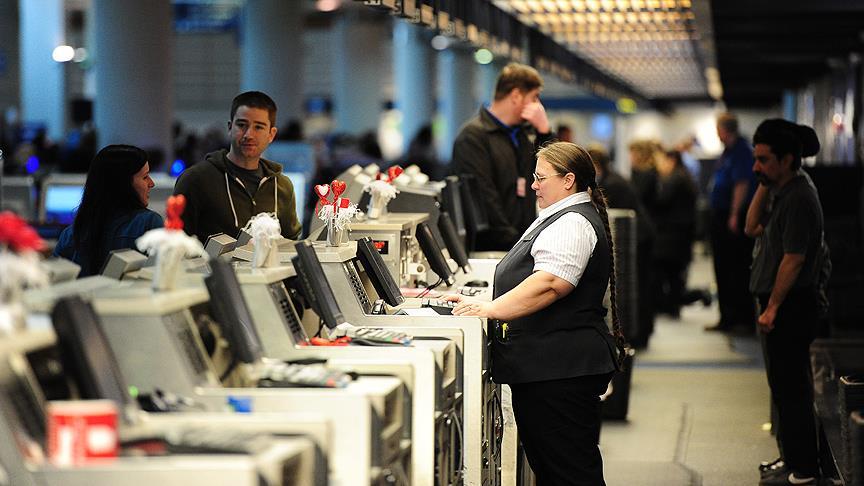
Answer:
[
  {"left": 483, "top": 107, "right": 521, "bottom": 148},
  {"left": 521, "top": 192, "right": 591, "bottom": 238}
]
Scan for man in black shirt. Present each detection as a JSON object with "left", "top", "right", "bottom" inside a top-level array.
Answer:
[
  {"left": 451, "top": 63, "right": 553, "bottom": 251},
  {"left": 745, "top": 119, "right": 827, "bottom": 486}
]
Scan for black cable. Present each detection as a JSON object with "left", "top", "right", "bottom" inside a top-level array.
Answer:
[
  {"left": 313, "top": 317, "right": 325, "bottom": 338},
  {"left": 417, "top": 277, "right": 443, "bottom": 298},
  {"left": 219, "top": 357, "right": 239, "bottom": 382}
]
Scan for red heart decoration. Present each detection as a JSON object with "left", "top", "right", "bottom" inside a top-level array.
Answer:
[
  {"left": 330, "top": 180, "right": 347, "bottom": 199},
  {"left": 315, "top": 184, "right": 331, "bottom": 198},
  {"left": 387, "top": 166, "right": 404, "bottom": 182}
]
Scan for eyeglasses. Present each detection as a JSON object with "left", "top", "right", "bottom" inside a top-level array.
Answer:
[{"left": 532, "top": 172, "right": 564, "bottom": 183}]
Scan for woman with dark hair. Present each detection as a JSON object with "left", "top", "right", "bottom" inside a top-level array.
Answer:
[
  {"left": 445, "top": 141, "right": 625, "bottom": 485},
  {"left": 54, "top": 144, "right": 163, "bottom": 276},
  {"left": 652, "top": 149, "right": 698, "bottom": 317}
]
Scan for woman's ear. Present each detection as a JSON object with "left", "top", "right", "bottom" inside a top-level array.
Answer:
[{"left": 565, "top": 173, "right": 576, "bottom": 190}]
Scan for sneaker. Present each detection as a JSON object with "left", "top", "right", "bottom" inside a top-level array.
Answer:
[{"left": 759, "top": 472, "right": 815, "bottom": 485}]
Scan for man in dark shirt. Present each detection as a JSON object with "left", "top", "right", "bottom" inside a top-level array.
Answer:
[
  {"left": 451, "top": 63, "right": 553, "bottom": 251},
  {"left": 706, "top": 112, "right": 757, "bottom": 332},
  {"left": 745, "top": 119, "right": 826, "bottom": 486},
  {"left": 174, "top": 91, "right": 301, "bottom": 243}
]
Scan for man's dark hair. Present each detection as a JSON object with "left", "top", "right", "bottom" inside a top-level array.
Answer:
[
  {"left": 230, "top": 91, "right": 277, "bottom": 127},
  {"left": 717, "top": 112, "right": 739, "bottom": 134},
  {"left": 753, "top": 119, "right": 820, "bottom": 170},
  {"left": 494, "top": 63, "right": 544, "bottom": 101}
]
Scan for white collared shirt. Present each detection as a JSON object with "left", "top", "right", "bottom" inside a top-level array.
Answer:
[{"left": 522, "top": 192, "right": 597, "bottom": 288}]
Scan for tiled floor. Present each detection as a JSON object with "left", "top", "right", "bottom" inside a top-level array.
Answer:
[{"left": 600, "top": 252, "right": 779, "bottom": 486}]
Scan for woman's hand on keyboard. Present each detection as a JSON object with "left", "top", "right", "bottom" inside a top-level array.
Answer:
[{"left": 445, "top": 294, "right": 494, "bottom": 318}]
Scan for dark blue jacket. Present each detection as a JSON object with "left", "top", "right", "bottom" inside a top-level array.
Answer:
[{"left": 54, "top": 209, "right": 163, "bottom": 276}]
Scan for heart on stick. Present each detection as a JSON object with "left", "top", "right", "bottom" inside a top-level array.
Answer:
[
  {"left": 330, "top": 180, "right": 347, "bottom": 199},
  {"left": 387, "top": 166, "right": 404, "bottom": 182},
  {"left": 314, "top": 184, "right": 331, "bottom": 199}
]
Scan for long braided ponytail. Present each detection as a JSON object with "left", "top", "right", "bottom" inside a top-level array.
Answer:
[{"left": 537, "top": 142, "right": 629, "bottom": 368}]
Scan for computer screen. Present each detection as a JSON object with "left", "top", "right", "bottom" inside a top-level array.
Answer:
[
  {"left": 50, "top": 296, "right": 133, "bottom": 411},
  {"left": 42, "top": 184, "right": 84, "bottom": 225},
  {"left": 438, "top": 211, "right": 470, "bottom": 271},
  {"left": 441, "top": 176, "right": 466, "bottom": 244},
  {"left": 291, "top": 241, "right": 346, "bottom": 330},
  {"left": 1, "top": 176, "right": 37, "bottom": 222},
  {"left": 283, "top": 171, "right": 307, "bottom": 225},
  {"left": 355, "top": 237, "right": 404, "bottom": 307},
  {"left": 415, "top": 221, "right": 455, "bottom": 286},
  {"left": 377, "top": 188, "right": 448, "bottom": 249},
  {"left": 204, "top": 258, "right": 264, "bottom": 364}
]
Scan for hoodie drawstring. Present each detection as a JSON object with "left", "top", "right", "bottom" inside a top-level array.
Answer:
[
  {"left": 225, "top": 172, "right": 239, "bottom": 229},
  {"left": 273, "top": 176, "right": 278, "bottom": 216}
]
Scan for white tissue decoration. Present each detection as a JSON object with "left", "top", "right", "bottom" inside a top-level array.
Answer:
[
  {"left": 136, "top": 230, "right": 204, "bottom": 291},
  {"left": 242, "top": 212, "right": 282, "bottom": 268}
]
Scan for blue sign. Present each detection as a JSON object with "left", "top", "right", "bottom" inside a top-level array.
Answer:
[{"left": 173, "top": 3, "right": 240, "bottom": 33}]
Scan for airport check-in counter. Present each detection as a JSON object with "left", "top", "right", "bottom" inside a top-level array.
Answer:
[
  {"left": 230, "top": 262, "right": 460, "bottom": 486},
  {"left": 25, "top": 282, "right": 406, "bottom": 485},
  {"left": 0, "top": 330, "right": 321, "bottom": 486},
  {"left": 241, "top": 240, "right": 500, "bottom": 486}
]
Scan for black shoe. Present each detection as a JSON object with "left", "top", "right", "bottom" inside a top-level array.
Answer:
[
  {"left": 700, "top": 292, "right": 713, "bottom": 307},
  {"left": 759, "top": 471, "right": 815, "bottom": 485},
  {"left": 703, "top": 322, "right": 729, "bottom": 332},
  {"left": 759, "top": 458, "right": 786, "bottom": 477}
]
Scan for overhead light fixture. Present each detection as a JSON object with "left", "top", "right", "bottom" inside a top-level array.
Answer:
[
  {"left": 474, "top": 48, "right": 494, "bottom": 65},
  {"left": 52, "top": 45, "right": 74, "bottom": 63}
]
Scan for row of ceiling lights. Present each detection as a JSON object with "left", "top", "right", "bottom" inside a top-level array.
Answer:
[{"left": 493, "top": 0, "right": 709, "bottom": 99}]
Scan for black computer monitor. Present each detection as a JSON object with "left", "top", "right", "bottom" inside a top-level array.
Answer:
[
  {"left": 438, "top": 211, "right": 470, "bottom": 272},
  {"left": 50, "top": 296, "right": 133, "bottom": 411},
  {"left": 441, "top": 176, "right": 467, "bottom": 247},
  {"left": 382, "top": 188, "right": 448, "bottom": 249},
  {"left": 415, "top": 221, "right": 455, "bottom": 286},
  {"left": 291, "top": 241, "right": 346, "bottom": 330},
  {"left": 204, "top": 258, "right": 264, "bottom": 364},
  {"left": 457, "top": 175, "right": 489, "bottom": 251},
  {"left": 356, "top": 237, "right": 404, "bottom": 307}
]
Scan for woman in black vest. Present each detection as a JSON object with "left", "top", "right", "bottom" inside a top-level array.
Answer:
[{"left": 446, "top": 141, "right": 626, "bottom": 485}]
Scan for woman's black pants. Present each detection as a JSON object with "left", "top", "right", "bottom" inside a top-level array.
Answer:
[{"left": 510, "top": 372, "right": 615, "bottom": 486}]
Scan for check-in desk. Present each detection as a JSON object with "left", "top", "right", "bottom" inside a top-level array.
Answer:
[
  {"left": 248, "top": 241, "right": 500, "bottom": 486},
  {"left": 231, "top": 263, "right": 460, "bottom": 486},
  {"left": 26, "top": 282, "right": 406, "bottom": 486},
  {"left": 0, "top": 330, "right": 321, "bottom": 486}
]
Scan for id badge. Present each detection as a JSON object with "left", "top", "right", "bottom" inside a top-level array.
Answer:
[{"left": 516, "top": 177, "right": 527, "bottom": 198}]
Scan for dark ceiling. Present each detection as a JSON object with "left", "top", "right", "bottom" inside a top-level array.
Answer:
[{"left": 711, "top": 0, "right": 864, "bottom": 107}]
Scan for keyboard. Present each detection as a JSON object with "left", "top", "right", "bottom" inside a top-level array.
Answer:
[
  {"left": 162, "top": 428, "right": 269, "bottom": 455},
  {"left": 420, "top": 298, "right": 457, "bottom": 315},
  {"left": 350, "top": 327, "right": 413, "bottom": 346},
  {"left": 257, "top": 361, "right": 353, "bottom": 388}
]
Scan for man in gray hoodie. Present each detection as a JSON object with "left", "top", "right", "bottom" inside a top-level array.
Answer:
[{"left": 174, "top": 91, "right": 301, "bottom": 243}]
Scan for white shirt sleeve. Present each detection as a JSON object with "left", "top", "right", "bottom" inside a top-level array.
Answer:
[{"left": 530, "top": 212, "right": 597, "bottom": 287}]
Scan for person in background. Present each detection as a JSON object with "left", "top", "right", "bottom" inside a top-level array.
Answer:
[
  {"left": 556, "top": 124, "right": 574, "bottom": 143},
  {"left": 706, "top": 112, "right": 757, "bottom": 333},
  {"left": 451, "top": 62, "right": 553, "bottom": 251},
  {"left": 589, "top": 145, "right": 656, "bottom": 348},
  {"left": 54, "top": 144, "right": 162, "bottom": 276},
  {"left": 173, "top": 91, "right": 301, "bottom": 243},
  {"left": 745, "top": 119, "right": 827, "bottom": 486},
  {"left": 652, "top": 150, "right": 698, "bottom": 318},
  {"left": 446, "top": 142, "right": 624, "bottom": 484}
]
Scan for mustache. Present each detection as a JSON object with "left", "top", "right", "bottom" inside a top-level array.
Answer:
[{"left": 754, "top": 171, "right": 770, "bottom": 185}]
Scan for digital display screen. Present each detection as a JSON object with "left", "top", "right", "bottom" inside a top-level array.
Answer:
[{"left": 44, "top": 185, "right": 83, "bottom": 225}]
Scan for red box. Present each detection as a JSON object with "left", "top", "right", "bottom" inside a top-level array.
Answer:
[{"left": 46, "top": 400, "right": 118, "bottom": 465}]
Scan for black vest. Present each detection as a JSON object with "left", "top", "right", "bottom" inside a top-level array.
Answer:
[{"left": 490, "top": 202, "right": 619, "bottom": 384}]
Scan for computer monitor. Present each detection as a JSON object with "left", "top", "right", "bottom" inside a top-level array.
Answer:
[
  {"left": 291, "top": 241, "right": 346, "bottom": 330},
  {"left": 356, "top": 237, "right": 404, "bottom": 307},
  {"left": 415, "top": 221, "right": 455, "bottom": 286},
  {"left": 204, "top": 258, "right": 265, "bottom": 364},
  {"left": 1, "top": 176, "right": 37, "bottom": 221},
  {"left": 441, "top": 176, "right": 467, "bottom": 245},
  {"left": 438, "top": 211, "right": 470, "bottom": 272},
  {"left": 458, "top": 175, "right": 489, "bottom": 242},
  {"left": 40, "top": 176, "right": 86, "bottom": 225},
  {"left": 283, "top": 171, "right": 307, "bottom": 227},
  {"left": 367, "top": 187, "right": 448, "bottom": 250},
  {"left": 50, "top": 296, "right": 134, "bottom": 414}
]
